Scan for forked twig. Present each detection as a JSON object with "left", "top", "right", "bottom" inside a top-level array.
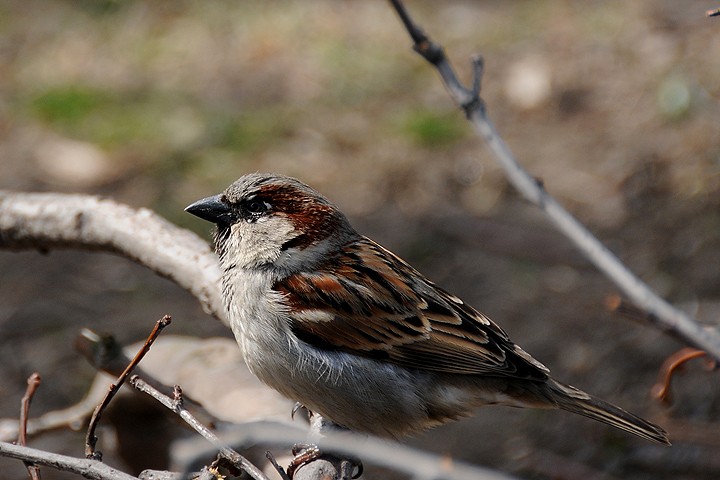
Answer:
[
  {"left": 129, "top": 377, "right": 270, "bottom": 480},
  {"left": 387, "top": 0, "right": 720, "bottom": 362},
  {"left": 85, "top": 315, "right": 172, "bottom": 460},
  {"left": 75, "top": 328, "right": 220, "bottom": 428}
]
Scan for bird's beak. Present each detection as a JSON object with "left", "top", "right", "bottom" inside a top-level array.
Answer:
[{"left": 185, "top": 195, "right": 234, "bottom": 225}]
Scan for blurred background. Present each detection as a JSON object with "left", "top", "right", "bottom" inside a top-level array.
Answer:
[{"left": 1, "top": 0, "right": 720, "bottom": 478}]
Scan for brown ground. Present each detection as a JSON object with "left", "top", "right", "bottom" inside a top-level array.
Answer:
[{"left": 1, "top": 1, "right": 720, "bottom": 479}]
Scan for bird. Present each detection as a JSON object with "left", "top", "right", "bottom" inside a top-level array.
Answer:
[{"left": 185, "top": 172, "right": 669, "bottom": 446}]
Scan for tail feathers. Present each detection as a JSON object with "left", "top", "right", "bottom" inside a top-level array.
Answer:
[{"left": 549, "top": 380, "right": 670, "bottom": 446}]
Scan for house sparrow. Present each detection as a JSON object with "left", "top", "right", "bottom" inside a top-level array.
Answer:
[{"left": 186, "top": 173, "right": 669, "bottom": 445}]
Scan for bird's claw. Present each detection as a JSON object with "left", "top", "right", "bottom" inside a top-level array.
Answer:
[
  {"left": 287, "top": 443, "right": 321, "bottom": 477},
  {"left": 286, "top": 443, "right": 363, "bottom": 479},
  {"left": 291, "top": 402, "right": 304, "bottom": 420}
]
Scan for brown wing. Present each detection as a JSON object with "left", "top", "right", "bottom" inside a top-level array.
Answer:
[{"left": 274, "top": 237, "right": 549, "bottom": 381}]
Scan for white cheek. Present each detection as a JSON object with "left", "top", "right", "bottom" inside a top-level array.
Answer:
[{"left": 228, "top": 216, "right": 296, "bottom": 267}]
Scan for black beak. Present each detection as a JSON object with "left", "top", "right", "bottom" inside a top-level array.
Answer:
[{"left": 185, "top": 195, "right": 234, "bottom": 225}]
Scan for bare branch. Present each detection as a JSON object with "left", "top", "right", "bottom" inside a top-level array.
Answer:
[
  {"left": 133, "top": 377, "right": 519, "bottom": 480},
  {"left": 139, "top": 468, "right": 213, "bottom": 480},
  {"left": 18, "top": 373, "right": 41, "bottom": 447},
  {"left": 75, "top": 329, "right": 221, "bottom": 428},
  {"left": 85, "top": 316, "right": 172, "bottom": 460},
  {"left": 0, "top": 192, "right": 226, "bottom": 325},
  {"left": 1, "top": 383, "right": 103, "bottom": 442},
  {"left": 265, "top": 451, "right": 291, "bottom": 480},
  {"left": 129, "top": 377, "right": 271, "bottom": 480},
  {"left": 19, "top": 372, "right": 43, "bottom": 480},
  {"left": 0, "top": 442, "right": 138, "bottom": 480},
  {"left": 203, "top": 421, "right": 520, "bottom": 480},
  {"left": 387, "top": 0, "right": 720, "bottom": 362}
]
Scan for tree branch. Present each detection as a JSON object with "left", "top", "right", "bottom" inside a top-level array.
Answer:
[
  {"left": 0, "top": 442, "right": 138, "bottom": 480},
  {"left": 74, "top": 328, "right": 221, "bottom": 428},
  {"left": 132, "top": 377, "right": 519, "bottom": 480},
  {"left": 0, "top": 192, "right": 226, "bottom": 325},
  {"left": 197, "top": 421, "right": 520, "bottom": 480},
  {"left": 388, "top": 0, "right": 720, "bottom": 362},
  {"left": 19, "top": 372, "right": 43, "bottom": 480},
  {"left": 129, "top": 377, "right": 271, "bottom": 480},
  {"left": 85, "top": 316, "right": 172, "bottom": 460}
]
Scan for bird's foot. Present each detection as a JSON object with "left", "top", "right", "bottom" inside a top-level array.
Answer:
[
  {"left": 287, "top": 443, "right": 321, "bottom": 477},
  {"left": 286, "top": 443, "right": 363, "bottom": 479}
]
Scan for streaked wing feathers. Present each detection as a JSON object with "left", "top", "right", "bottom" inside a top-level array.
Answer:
[{"left": 274, "top": 238, "right": 549, "bottom": 381}]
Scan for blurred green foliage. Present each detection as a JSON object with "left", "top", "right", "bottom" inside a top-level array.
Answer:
[
  {"left": 29, "top": 85, "right": 293, "bottom": 156},
  {"left": 402, "top": 109, "right": 467, "bottom": 147},
  {"left": 30, "top": 86, "right": 168, "bottom": 148},
  {"left": 32, "top": 86, "right": 111, "bottom": 125},
  {"left": 73, "top": 0, "right": 127, "bottom": 16},
  {"left": 208, "top": 109, "right": 295, "bottom": 153}
]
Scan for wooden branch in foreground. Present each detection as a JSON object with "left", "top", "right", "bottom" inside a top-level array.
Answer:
[
  {"left": 388, "top": 0, "right": 720, "bottom": 362},
  {"left": 130, "top": 377, "right": 271, "bottom": 480},
  {"left": 0, "top": 442, "right": 138, "bottom": 480},
  {"left": 203, "top": 421, "right": 520, "bottom": 480},
  {"left": 132, "top": 376, "right": 519, "bottom": 480},
  {"left": 0, "top": 191, "right": 226, "bottom": 325}
]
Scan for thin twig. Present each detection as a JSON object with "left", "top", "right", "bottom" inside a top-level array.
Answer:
[
  {"left": 265, "top": 451, "right": 291, "bottom": 480},
  {"left": 604, "top": 294, "right": 690, "bottom": 345},
  {"left": 0, "top": 441, "right": 138, "bottom": 480},
  {"left": 18, "top": 373, "right": 41, "bottom": 447},
  {"left": 75, "top": 328, "right": 219, "bottom": 428},
  {"left": 651, "top": 348, "right": 717, "bottom": 404},
  {"left": 85, "top": 315, "right": 172, "bottom": 460},
  {"left": 129, "top": 376, "right": 270, "bottom": 480},
  {"left": 605, "top": 294, "right": 656, "bottom": 324},
  {"left": 19, "top": 372, "right": 42, "bottom": 480},
  {"left": 1, "top": 383, "right": 102, "bottom": 443},
  {"left": 387, "top": 0, "right": 720, "bottom": 362}
]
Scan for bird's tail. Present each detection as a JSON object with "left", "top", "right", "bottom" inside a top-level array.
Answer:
[{"left": 547, "top": 380, "right": 670, "bottom": 445}]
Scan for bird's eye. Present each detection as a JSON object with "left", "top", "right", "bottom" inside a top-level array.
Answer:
[
  {"left": 243, "top": 197, "right": 270, "bottom": 217},
  {"left": 247, "top": 200, "right": 266, "bottom": 213}
]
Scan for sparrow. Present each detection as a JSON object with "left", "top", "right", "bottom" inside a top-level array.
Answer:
[{"left": 185, "top": 173, "right": 669, "bottom": 445}]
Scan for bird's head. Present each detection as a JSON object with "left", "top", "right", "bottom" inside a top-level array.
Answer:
[{"left": 186, "top": 173, "right": 357, "bottom": 272}]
